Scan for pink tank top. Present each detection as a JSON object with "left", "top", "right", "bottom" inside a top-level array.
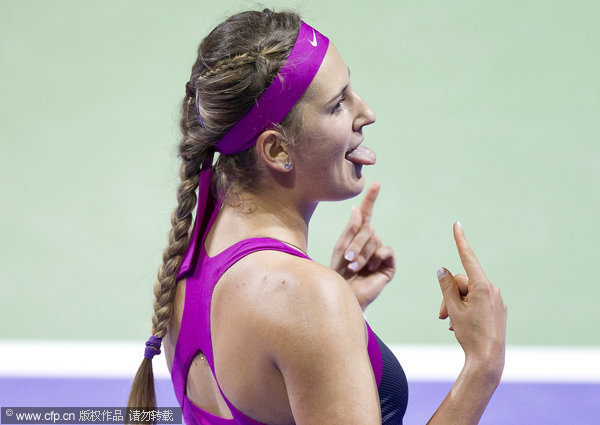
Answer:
[{"left": 170, "top": 205, "right": 387, "bottom": 425}]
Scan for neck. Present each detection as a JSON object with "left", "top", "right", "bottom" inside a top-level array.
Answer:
[{"left": 208, "top": 189, "right": 318, "bottom": 255}]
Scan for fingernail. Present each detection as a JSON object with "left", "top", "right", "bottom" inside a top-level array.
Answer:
[
  {"left": 436, "top": 268, "right": 446, "bottom": 279},
  {"left": 345, "top": 250, "right": 355, "bottom": 261},
  {"left": 368, "top": 262, "right": 376, "bottom": 271},
  {"left": 457, "top": 221, "right": 462, "bottom": 230},
  {"left": 348, "top": 261, "right": 359, "bottom": 271}
]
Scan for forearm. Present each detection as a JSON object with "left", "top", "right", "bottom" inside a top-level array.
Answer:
[{"left": 426, "top": 356, "right": 504, "bottom": 425}]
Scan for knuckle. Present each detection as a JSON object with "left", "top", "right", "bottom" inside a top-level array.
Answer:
[
  {"left": 366, "top": 227, "right": 375, "bottom": 238},
  {"left": 366, "top": 239, "right": 378, "bottom": 253},
  {"left": 440, "top": 282, "right": 452, "bottom": 292},
  {"left": 346, "top": 244, "right": 358, "bottom": 257},
  {"left": 481, "top": 283, "right": 493, "bottom": 295}
]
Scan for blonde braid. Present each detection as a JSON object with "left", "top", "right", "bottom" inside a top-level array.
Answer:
[
  {"left": 127, "top": 162, "right": 199, "bottom": 415},
  {"left": 151, "top": 163, "right": 200, "bottom": 338},
  {"left": 200, "top": 52, "right": 257, "bottom": 79},
  {"left": 199, "top": 43, "right": 290, "bottom": 80}
]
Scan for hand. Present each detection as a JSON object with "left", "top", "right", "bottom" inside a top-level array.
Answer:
[
  {"left": 437, "top": 222, "right": 507, "bottom": 371},
  {"left": 330, "top": 182, "right": 395, "bottom": 311}
]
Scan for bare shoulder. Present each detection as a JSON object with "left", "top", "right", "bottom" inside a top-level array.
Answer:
[
  {"left": 212, "top": 249, "right": 368, "bottom": 364},
  {"left": 222, "top": 250, "right": 379, "bottom": 423},
  {"left": 217, "top": 249, "right": 363, "bottom": 332},
  {"left": 212, "top": 250, "right": 380, "bottom": 424}
]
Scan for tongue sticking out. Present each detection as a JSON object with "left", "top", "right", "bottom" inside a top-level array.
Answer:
[{"left": 345, "top": 145, "right": 376, "bottom": 165}]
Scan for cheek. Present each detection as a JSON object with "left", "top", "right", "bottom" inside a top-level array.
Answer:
[
  {"left": 294, "top": 118, "right": 351, "bottom": 174},
  {"left": 305, "top": 136, "right": 347, "bottom": 172}
]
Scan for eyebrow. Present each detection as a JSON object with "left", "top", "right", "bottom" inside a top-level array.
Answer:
[{"left": 326, "top": 67, "right": 351, "bottom": 105}]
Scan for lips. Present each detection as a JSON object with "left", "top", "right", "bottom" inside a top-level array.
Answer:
[{"left": 345, "top": 143, "right": 376, "bottom": 165}]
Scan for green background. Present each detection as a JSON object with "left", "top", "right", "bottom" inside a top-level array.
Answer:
[{"left": 1, "top": 0, "right": 598, "bottom": 346}]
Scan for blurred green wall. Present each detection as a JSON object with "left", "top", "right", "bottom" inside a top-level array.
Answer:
[{"left": 1, "top": 0, "right": 598, "bottom": 346}]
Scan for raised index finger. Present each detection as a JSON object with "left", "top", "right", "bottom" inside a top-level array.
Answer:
[
  {"left": 359, "top": 182, "right": 380, "bottom": 224},
  {"left": 453, "top": 222, "right": 487, "bottom": 282}
]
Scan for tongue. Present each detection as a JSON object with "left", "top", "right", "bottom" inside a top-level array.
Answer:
[{"left": 346, "top": 145, "right": 376, "bottom": 165}]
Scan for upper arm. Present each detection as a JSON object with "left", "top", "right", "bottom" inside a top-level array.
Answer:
[{"left": 266, "top": 264, "right": 382, "bottom": 425}]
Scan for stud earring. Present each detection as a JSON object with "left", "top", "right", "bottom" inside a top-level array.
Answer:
[{"left": 284, "top": 162, "right": 293, "bottom": 171}]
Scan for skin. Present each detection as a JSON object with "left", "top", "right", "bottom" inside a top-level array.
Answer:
[{"left": 164, "top": 41, "right": 507, "bottom": 425}]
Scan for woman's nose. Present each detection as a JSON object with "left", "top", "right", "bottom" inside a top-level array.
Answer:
[{"left": 353, "top": 93, "right": 376, "bottom": 132}]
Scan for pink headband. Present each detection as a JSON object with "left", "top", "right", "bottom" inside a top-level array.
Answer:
[
  {"left": 176, "top": 21, "right": 329, "bottom": 279},
  {"left": 215, "top": 21, "right": 329, "bottom": 154}
]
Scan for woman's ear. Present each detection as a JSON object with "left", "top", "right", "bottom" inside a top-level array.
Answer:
[{"left": 255, "top": 130, "right": 293, "bottom": 172}]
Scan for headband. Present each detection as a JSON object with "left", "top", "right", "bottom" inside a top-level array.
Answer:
[
  {"left": 215, "top": 21, "right": 329, "bottom": 154},
  {"left": 176, "top": 21, "right": 330, "bottom": 280}
]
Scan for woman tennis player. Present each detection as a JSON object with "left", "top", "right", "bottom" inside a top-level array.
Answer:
[{"left": 128, "top": 9, "right": 507, "bottom": 425}]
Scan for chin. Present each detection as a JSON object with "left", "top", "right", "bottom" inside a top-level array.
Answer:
[
  {"left": 314, "top": 164, "right": 368, "bottom": 201},
  {"left": 341, "top": 177, "right": 366, "bottom": 200},
  {"left": 319, "top": 178, "right": 365, "bottom": 202},
  {"left": 351, "top": 179, "right": 366, "bottom": 197}
]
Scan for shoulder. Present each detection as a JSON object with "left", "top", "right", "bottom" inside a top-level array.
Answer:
[
  {"left": 212, "top": 248, "right": 366, "bottom": 351},
  {"left": 219, "top": 249, "right": 368, "bottom": 361},
  {"left": 212, "top": 250, "right": 380, "bottom": 423},
  {"left": 222, "top": 249, "right": 362, "bottom": 324},
  {"left": 223, "top": 251, "right": 380, "bottom": 423}
]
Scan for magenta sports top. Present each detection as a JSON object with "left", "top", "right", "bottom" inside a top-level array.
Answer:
[{"left": 170, "top": 205, "right": 408, "bottom": 425}]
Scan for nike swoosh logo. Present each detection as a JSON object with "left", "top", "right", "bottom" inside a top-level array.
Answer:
[{"left": 309, "top": 29, "right": 317, "bottom": 47}]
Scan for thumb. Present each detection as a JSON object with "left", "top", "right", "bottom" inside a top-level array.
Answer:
[{"left": 436, "top": 268, "right": 461, "bottom": 313}]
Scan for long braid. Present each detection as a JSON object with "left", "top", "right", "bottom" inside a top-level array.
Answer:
[
  {"left": 151, "top": 165, "right": 199, "bottom": 338},
  {"left": 127, "top": 162, "right": 199, "bottom": 418}
]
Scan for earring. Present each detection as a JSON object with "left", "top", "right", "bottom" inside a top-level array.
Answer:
[{"left": 284, "top": 161, "right": 293, "bottom": 171}]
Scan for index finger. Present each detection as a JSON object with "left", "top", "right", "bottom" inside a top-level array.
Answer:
[
  {"left": 453, "top": 222, "right": 487, "bottom": 282},
  {"left": 359, "top": 182, "right": 381, "bottom": 224}
]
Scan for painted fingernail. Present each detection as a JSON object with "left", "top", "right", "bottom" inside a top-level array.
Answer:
[
  {"left": 348, "top": 261, "right": 359, "bottom": 271},
  {"left": 345, "top": 250, "right": 355, "bottom": 261},
  {"left": 368, "top": 262, "right": 376, "bottom": 271},
  {"left": 436, "top": 268, "right": 446, "bottom": 279},
  {"left": 457, "top": 221, "right": 462, "bottom": 230}
]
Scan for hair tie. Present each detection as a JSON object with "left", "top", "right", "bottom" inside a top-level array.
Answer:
[{"left": 144, "top": 335, "right": 163, "bottom": 360}]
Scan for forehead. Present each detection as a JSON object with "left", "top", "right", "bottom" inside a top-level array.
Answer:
[{"left": 301, "top": 43, "right": 349, "bottom": 103}]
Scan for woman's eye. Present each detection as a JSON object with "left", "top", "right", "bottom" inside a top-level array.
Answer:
[{"left": 332, "top": 97, "right": 346, "bottom": 113}]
